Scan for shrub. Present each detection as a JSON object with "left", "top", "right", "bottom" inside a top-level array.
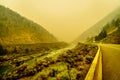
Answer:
[
  {"left": 39, "top": 74, "right": 48, "bottom": 80},
  {"left": 85, "top": 55, "right": 93, "bottom": 64},
  {"left": 13, "top": 47, "right": 18, "bottom": 53},
  {"left": 77, "top": 66, "right": 84, "bottom": 71},
  {"left": 0, "top": 45, "right": 7, "bottom": 55},
  {"left": 57, "top": 70, "right": 70, "bottom": 80},
  {"left": 77, "top": 55, "right": 84, "bottom": 61},
  {"left": 24, "top": 69, "right": 36, "bottom": 76},
  {"left": 25, "top": 48, "right": 29, "bottom": 53},
  {"left": 49, "top": 69, "right": 56, "bottom": 77},
  {"left": 43, "top": 62, "right": 49, "bottom": 67}
]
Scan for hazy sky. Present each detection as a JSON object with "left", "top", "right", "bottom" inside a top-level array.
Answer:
[{"left": 0, "top": 0, "right": 120, "bottom": 42}]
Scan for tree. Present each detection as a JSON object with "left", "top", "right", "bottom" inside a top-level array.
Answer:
[
  {"left": 103, "top": 24, "right": 110, "bottom": 31},
  {"left": 95, "top": 29, "right": 107, "bottom": 41},
  {"left": 13, "top": 47, "right": 17, "bottom": 53},
  {"left": 111, "top": 19, "right": 116, "bottom": 26},
  {"left": 0, "top": 45, "right": 7, "bottom": 55},
  {"left": 115, "top": 18, "right": 120, "bottom": 27},
  {"left": 25, "top": 48, "right": 29, "bottom": 53},
  {"left": 0, "top": 45, "right": 3, "bottom": 55}
]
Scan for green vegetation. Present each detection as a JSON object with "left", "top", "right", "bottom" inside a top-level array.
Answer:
[
  {"left": 0, "top": 5, "right": 100, "bottom": 80},
  {"left": 94, "top": 18, "right": 120, "bottom": 44},
  {"left": 0, "top": 42, "right": 68, "bottom": 56},
  {"left": 0, "top": 42, "right": 68, "bottom": 77},
  {"left": 95, "top": 29, "right": 107, "bottom": 41},
  {"left": 102, "top": 30, "right": 120, "bottom": 44},
  {"left": 0, "top": 5, "right": 70, "bottom": 79},
  {"left": 0, "top": 43, "right": 98, "bottom": 80},
  {"left": 0, "top": 5, "right": 57, "bottom": 44},
  {"left": 0, "top": 45, "right": 7, "bottom": 55},
  {"left": 74, "top": 7, "right": 120, "bottom": 43}
]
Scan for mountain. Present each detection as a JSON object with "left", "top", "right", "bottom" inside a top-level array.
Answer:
[
  {"left": 101, "top": 29, "right": 120, "bottom": 44},
  {"left": 73, "top": 7, "right": 120, "bottom": 43},
  {"left": 94, "top": 18, "right": 120, "bottom": 44},
  {"left": 0, "top": 5, "right": 58, "bottom": 44}
]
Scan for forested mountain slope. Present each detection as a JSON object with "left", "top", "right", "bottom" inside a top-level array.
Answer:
[
  {"left": 0, "top": 5, "right": 58, "bottom": 44},
  {"left": 74, "top": 7, "right": 120, "bottom": 43}
]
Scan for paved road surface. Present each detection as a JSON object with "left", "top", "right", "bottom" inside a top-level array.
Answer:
[{"left": 100, "top": 44, "right": 120, "bottom": 80}]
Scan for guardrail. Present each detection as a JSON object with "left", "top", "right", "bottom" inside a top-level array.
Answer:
[{"left": 85, "top": 47, "right": 102, "bottom": 80}]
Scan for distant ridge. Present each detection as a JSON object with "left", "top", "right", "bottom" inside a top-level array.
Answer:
[
  {"left": 73, "top": 7, "right": 120, "bottom": 43},
  {"left": 0, "top": 5, "right": 58, "bottom": 44}
]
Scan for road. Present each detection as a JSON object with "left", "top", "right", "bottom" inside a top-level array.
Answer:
[{"left": 100, "top": 44, "right": 120, "bottom": 80}]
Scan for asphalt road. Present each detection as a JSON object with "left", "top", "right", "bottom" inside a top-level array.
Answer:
[{"left": 100, "top": 44, "right": 120, "bottom": 80}]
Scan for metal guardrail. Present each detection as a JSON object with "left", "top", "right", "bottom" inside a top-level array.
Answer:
[{"left": 85, "top": 47, "right": 102, "bottom": 80}]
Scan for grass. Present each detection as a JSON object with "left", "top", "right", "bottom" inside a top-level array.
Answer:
[{"left": 0, "top": 43, "right": 98, "bottom": 80}]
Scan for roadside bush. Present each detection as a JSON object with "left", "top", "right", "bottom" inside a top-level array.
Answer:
[
  {"left": 77, "top": 55, "right": 84, "bottom": 61},
  {"left": 24, "top": 69, "right": 36, "bottom": 77},
  {"left": 77, "top": 66, "right": 84, "bottom": 71},
  {"left": 85, "top": 55, "right": 93, "bottom": 64},
  {"left": 13, "top": 47, "right": 17, "bottom": 53},
  {"left": 49, "top": 69, "right": 57, "bottom": 77},
  {"left": 43, "top": 62, "right": 49, "bottom": 67},
  {"left": 0, "top": 45, "right": 7, "bottom": 55},
  {"left": 39, "top": 74, "right": 48, "bottom": 80},
  {"left": 25, "top": 48, "right": 29, "bottom": 53},
  {"left": 75, "top": 71, "right": 85, "bottom": 80},
  {"left": 57, "top": 72, "right": 70, "bottom": 80},
  {"left": 16, "top": 64, "right": 27, "bottom": 72},
  {"left": 69, "top": 68, "right": 78, "bottom": 80}
]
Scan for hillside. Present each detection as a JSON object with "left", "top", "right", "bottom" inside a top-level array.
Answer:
[
  {"left": 0, "top": 43, "right": 98, "bottom": 80},
  {"left": 97, "top": 21, "right": 120, "bottom": 44},
  {"left": 74, "top": 7, "right": 120, "bottom": 43},
  {"left": 0, "top": 5, "right": 58, "bottom": 44},
  {"left": 102, "top": 30, "right": 120, "bottom": 44},
  {"left": 88, "top": 17, "right": 120, "bottom": 44}
]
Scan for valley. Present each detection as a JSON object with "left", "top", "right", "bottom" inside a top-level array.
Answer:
[{"left": 0, "top": 2, "right": 120, "bottom": 80}]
